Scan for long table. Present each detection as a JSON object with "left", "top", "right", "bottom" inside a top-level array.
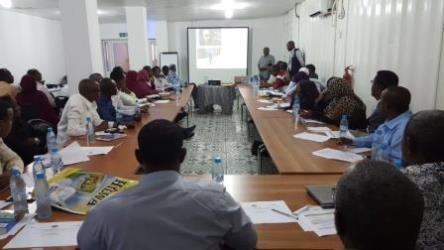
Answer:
[
  {"left": 0, "top": 85, "right": 344, "bottom": 249},
  {"left": 238, "top": 84, "right": 350, "bottom": 174}
]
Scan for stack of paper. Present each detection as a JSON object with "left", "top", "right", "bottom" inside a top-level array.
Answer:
[
  {"left": 4, "top": 221, "right": 82, "bottom": 249},
  {"left": 301, "top": 118, "right": 325, "bottom": 124},
  {"left": 257, "top": 99, "right": 272, "bottom": 104},
  {"left": 307, "top": 127, "right": 332, "bottom": 133},
  {"left": 293, "top": 132, "right": 330, "bottom": 143},
  {"left": 279, "top": 102, "right": 291, "bottom": 109},
  {"left": 322, "top": 130, "right": 356, "bottom": 140},
  {"left": 257, "top": 107, "right": 278, "bottom": 111},
  {"left": 313, "top": 148, "right": 364, "bottom": 163},
  {"left": 81, "top": 146, "right": 113, "bottom": 156},
  {"left": 241, "top": 201, "right": 297, "bottom": 224},
  {"left": 57, "top": 142, "right": 90, "bottom": 166},
  {"left": 347, "top": 147, "right": 371, "bottom": 154},
  {"left": 154, "top": 100, "right": 170, "bottom": 104},
  {"left": 294, "top": 205, "right": 336, "bottom": 237}
]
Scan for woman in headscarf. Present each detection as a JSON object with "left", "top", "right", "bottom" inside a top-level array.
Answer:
[
  {"left": 126, "top": 70, "right": 158, "bottom": 98},
  {"left": 15, "top": 74, "right": 59, "bottom": 127},
  {"left": 304, "top": 78, "right": 366, "bottom": 129},
  {"left": 138, "top": 69, "right": 157, "bottom": 92}
]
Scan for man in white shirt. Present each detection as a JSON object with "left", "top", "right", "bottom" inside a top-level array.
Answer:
[
  {"left": 27, "top": 69, "right": 56, "bottom": 107},
  {"left": 57, "top": 79, "right": 107, "bottom": 146},
  {"left": 287, "top": 41, "right": 305, "bottom": 78},
  {"left": 78, "top": 119, "right": 257, "bottom": 250},
  {"left": 153, "top": 66, "right": 172, "bottom": 91}
]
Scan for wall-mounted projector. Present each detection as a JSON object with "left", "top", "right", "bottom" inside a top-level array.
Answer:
[{"left": 306, "top": 0, "right": 333, "bottom": 17}]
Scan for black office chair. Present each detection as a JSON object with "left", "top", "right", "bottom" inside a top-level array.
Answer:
[
  {"left": 28, "top": 119, "right": 54, "bottom": 137},
  {"left": 55, "top": 96, "right": 69, "bottom": 110}
]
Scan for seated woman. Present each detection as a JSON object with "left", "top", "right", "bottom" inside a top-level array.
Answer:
[
  {"left": 401, "top": 110, "right": 444, "bottom": 249},
  {"left": 110, "top": 67, "right": 138, "bottom": 106},
  {"left": 0, "top": 97, "right": 24, "bottom": 190},
  {"left": 303, "top": 78, "right": 366, "bottom": 129},
  {"left": 291, "top": 80, "right": 320, "bottom": 110},
  {"left": 15, "top": 75, "right": 59, "bottom": 128},
  {"left": 126, "top": 71, "right": 158, "bottom": 99},
  {"left": 284, "top": 71, "right": 309, "bottom": 98},
  {"left": 2, "top": 96, "right": 46, "bottom": 165},
  {"left": 97, "top": 78, "right": 138, "bottom": 124}
]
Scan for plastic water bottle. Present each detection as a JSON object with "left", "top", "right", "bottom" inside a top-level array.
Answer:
[
  {"left": 34, "top": 171, "right": 52, "bottom": 220},
  {"left": 50, "top": 148, "right": 63, "bottom": 173},
  {"left": 292, "top": 96, "right": 301, "bottom": 129},
  {"left": 32, "top": 156, "right": 44, "bottom": 180},
  {"left": 371, "top": 129, "right": 384, "bottom": 160},
  {"left": 211, "top": 156, "right": 224, "bottom": 185},
  {"left": 86, "top": 117, "right": 95, "bottom": 146},
  {"left": 339, "top": 114, "right": 349, "bottom": 140},
  {"left": 46, "top": 128, "right": 57, "bottom": 153},
  {"left": 176, "top": 86, "right": 181, "bottom": 106},
  {"left": 10, "top": 167, "right": 29, "bottom": 216}
]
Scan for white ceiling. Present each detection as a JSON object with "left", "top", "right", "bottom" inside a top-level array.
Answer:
[{"left": 4, "top": 0, "right": 301, "bottom": 23}]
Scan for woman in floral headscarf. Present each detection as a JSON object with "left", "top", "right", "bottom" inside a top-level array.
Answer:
[{"left": 304, "top": 77, "right": 367, "bottom": 129}]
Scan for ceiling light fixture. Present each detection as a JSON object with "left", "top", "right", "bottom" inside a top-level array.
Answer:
[
  {"left": 97, "top": 9, "right": 105, "bottom": 15},
  {"left": 211, "top": 0, "right": 248, "bottom": 11},
  {"left": 0, "top": 0, "right": 12, "bottom": 9}
]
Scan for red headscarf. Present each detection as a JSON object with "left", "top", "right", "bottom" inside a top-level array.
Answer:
[
  {"left": 126, "top": 70, "right": 158, "bottom": 98},
  {"left": 137, "top": 70, "right": 155, "bottom": 90},
  {"left": 16, "top": 75, "right": 59, "bottom": 127}
]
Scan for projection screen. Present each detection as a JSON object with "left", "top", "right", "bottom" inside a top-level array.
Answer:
[{"left": 187, "top": 27, "right": 249, "bottom": 84}]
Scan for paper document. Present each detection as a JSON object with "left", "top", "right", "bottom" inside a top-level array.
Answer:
[
  {"left": 347, "top": 147, "right": 371, "bottom": 154},
  {"left": 59, "top": 142, "right": 90, "bottom": 165},
  {"left": 279, "top": 102, "right": 291, "bottom": 109},
  {"left": 307, "top": 127, "right": 332, "bottom": 132},
  {"left": 323, "top": 130, "right": 355, "bottom": 140},
  {"left": 0, "top": 200, "right": 10, "bottom": 209},
  {"left": 266, "top": 90, "right": 284, "bottom": 97},
  {"left": 293, "top": 132, "right": 330, "bottom": 143},
  {"left": 81, "top": 146, "right": 113, "bottom": 156},
  {"left": 313, "top": 148, "right": 364, "bottom": 163},
  {"left": 95, "top": 132, "right": 127, "bottom": 142},
  {"left": 4, "top": 221, "right": 82, "bottom": 249},
  {"left": 257, "top": 99, "right": 272, "bottom": 104},
  {"left": 0, "top": 213, "right": 36, "bottom": 240},
  {"left": 295, "top": 205, "right": 336, "bottom": 237},
  {"left": 154, "top": 100, "right": 170, "bottom": 104},
  {"left": 241, "top": 201, "right": 297, "bottom": 224},
  {"left": 257, "top": 107, "right": 278, "bottom": 111},
  {"left": 301, "top": 118, "right": 325, "bottom": 124}
]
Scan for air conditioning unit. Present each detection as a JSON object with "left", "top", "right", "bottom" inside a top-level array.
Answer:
[{"left": 306, "top": 0, "right": 334, "bottom": 17}]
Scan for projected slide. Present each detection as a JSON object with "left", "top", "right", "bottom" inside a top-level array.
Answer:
[{"left": 188, "top": 27, "right": 249, "bottom": 84}]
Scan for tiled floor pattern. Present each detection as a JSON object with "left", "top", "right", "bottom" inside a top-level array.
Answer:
[{"left": 180, "top": 108, "right": 261, "bottom": 176}]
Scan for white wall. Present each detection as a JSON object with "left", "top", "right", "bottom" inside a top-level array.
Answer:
[
  {"left": 288, "top": 0, "right": 444, "bottom": 112},
  {"left": 0, "top": 10, "right": 65, "bottom": 84},
  {"left": 168, "top": 16, "right": 291, "bottom": 81}
]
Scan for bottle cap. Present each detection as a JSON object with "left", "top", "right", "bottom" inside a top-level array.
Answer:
[
  {"left": 86, "top": 117, "right": 91, "bottom": 122},
  {"left": 47, "top": 127, "right": 53, "bottom": 132},
  {"left": 33, "top": 156, "right": 41, "bottom": 162},
  {"left": 36, "top": 171, "right": 45, "bottom": 179},
  {"left": 50, "top": 148, "right": 59, "bottom": 153},
  {"left": 214, "top": 156, "right": 222, "bottom": 164},
  {"left": 11, "top": 167, "right": 21, "bottom": 176}
]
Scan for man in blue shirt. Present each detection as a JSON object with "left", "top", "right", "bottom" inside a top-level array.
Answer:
[
  {"left": 367, "top": 70, "right": 399, "bottom": 133},
  {"left": 351, "top": 86, "right": 412, "bottom": 163},
  {"left": 168, "top": 64, "right": 200, "bottom": 109}
]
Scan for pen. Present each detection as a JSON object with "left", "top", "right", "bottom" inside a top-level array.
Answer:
[
  {"left": 115, "top": 143, "right": 123, "bottom": 149},
  {"left": 271, "top": 208, "right": 299, "bottom": 220}
]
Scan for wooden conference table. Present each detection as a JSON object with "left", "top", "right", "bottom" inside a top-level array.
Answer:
[
  {"left": 0, "top": 85, "right": 343, "bottom": 249},
  {"left": 238, "top": 84, "right": 350, "bottom": 174}
]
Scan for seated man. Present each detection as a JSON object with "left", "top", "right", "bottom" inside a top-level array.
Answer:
[
  {"left": 402, "top": 110, "right": 444, "bottom": 249},
  {"left": 57, "top": 79, "right": 107, "bottom": 145},
  {"left": 335, "top": 160, "right": 424, "bottom": 250},
  {"left": 0, "top": 97, "right": 24, "bottom": 189},
  {"left": 153, "top": 66, "right": 172, "bottom": 91},
  {"left": 96, "top": 78, "right": 137, "bottom": 123},
  {"left": 351, "top": 86, "right": 412, "bottom": 163},
  {"left": 306, "top": 64, "right": 324, "bottom": 93},
  {"left": 168, "top": 64, "right": 199, "bottom": 109},
  {"left": 78, "top": 119, "right": 257, "bottom": 250},
  {"left": 368, "top": 70, "right": 399, "bottom": 133}
]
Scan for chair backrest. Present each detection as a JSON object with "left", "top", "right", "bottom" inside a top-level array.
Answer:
[
  {"left": 55, "top": 96, "right": 69, "bottom": 110},
  {"left": 27, "top": 119, "right": 54, "bottom": 138}
]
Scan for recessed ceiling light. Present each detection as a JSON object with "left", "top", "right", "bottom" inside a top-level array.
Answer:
[
  {"left": 211, "top": 0, "right": 248, "bottom": 11},
  {"left": 97, "top": 9, "right": 106, "bottom": 15},
  {"left": 225, "top": 9, "right": 234, "bottom": 19},
  {"left": 0, "top": 0, "right": 12, "bottom": 9}
]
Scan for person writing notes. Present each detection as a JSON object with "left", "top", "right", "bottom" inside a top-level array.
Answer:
[
  {"left": 78, "top": 119, "right": 257, "bottom": 250},
  {"left": 350, "top": 86, "right": 412, "bottom": 163}
]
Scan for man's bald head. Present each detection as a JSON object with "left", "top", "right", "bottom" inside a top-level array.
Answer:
[
  {"left": 380, "top": 86, "right": 411, "bottom": 118},
  {"left": 78, "top": 79, "right": 100, "bottom": 103}
]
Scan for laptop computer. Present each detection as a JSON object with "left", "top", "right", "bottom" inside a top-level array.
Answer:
[
  {"left": 306, "top": 185, "right": 336, "bottom": 209},
  {"left": 208, "top": 80, "right": 221, "bottom": 86}
]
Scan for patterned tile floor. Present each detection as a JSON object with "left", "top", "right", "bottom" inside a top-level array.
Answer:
[{"left": 180, "top": 108, "right": 260, "bottom": 176}]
